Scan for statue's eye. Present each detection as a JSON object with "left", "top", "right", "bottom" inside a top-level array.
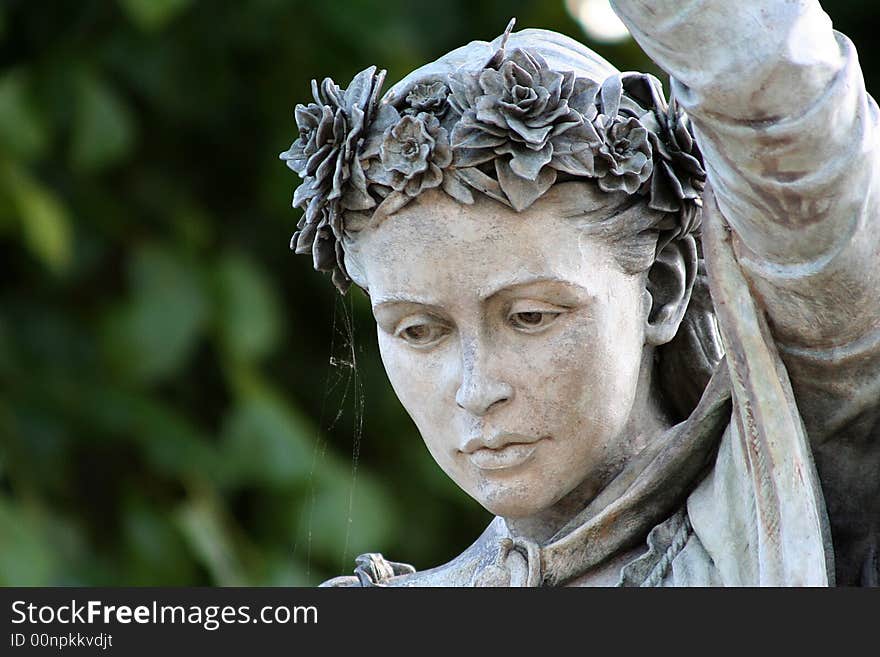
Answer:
[
  {"left": 507, "top": 306, "right": 565, "bottom": 333},
  {"left": 395, "top": 318, "right": 449, "bottom": 348}
]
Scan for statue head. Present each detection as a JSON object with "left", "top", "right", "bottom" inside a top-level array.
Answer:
[{"left": 280, "top": 22, "right": 722, "bottom": 524}]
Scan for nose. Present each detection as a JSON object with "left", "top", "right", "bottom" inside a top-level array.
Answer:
[{"left": 455, "top": 340, "right": 513, "bottom": 417}]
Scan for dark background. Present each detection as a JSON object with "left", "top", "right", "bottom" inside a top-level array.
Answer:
[{"left": 0, "top": 0, "right": 875, "bottom": 586}]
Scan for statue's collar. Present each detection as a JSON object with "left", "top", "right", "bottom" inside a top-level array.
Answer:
[{"left": 484, "top": 362, "right": 731, "bottom": 587}]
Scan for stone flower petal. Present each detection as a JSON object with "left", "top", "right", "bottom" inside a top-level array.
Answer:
[
  {"left": 448, "top": 74, "right": 483, "bottom": 115},
  {"left": 451, "top": 124, "right": 507, "bottom": 149},
  {"left": 341, "top": 158, "right": 374, "bottom": 211},
  {"left": 478, "top": 68, "right": 508, "bottom": 99},
  {"left": 599, "top": 74, "right": 623, "bottom": 119},
  {"left": 280, "top": 141, "right": 308, "bottom": 175},
  {"left": 649, "top": 162, "right": 684, "bottom": 213},
  {"left": 475, "top": 95, "right": 508, "bottom": 129},
  {"left": 504, "top": 116, "right": 553, "bottom": 147}
]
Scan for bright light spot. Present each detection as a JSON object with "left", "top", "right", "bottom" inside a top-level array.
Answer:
[{"left": 566, "top": 0, "right": 631, "bottom": 44}]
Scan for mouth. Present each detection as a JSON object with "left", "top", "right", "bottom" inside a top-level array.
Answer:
[{"left": 462, "top": 434, "right": 548, "bottom": 471}]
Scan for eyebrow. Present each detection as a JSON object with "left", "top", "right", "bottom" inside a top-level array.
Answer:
[
  {"left": 372, "top": 276, "right": 590, "bottom": 310},
  {"left": 478, "top": 276, "right": 590, "bottom": 302},
  {"left": 372, "top": 296, "right": 443, "bottom": 311}
]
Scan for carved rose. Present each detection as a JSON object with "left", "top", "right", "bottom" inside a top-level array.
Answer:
[
  {"left": 593, "top": 114, "right": 654, "bottom": 194},
  {"left": 615, "top": 73, "right": 706, "bottom": 234},
  {"left": 370, "top": 112, "right": 453, "bottom": 197},
  {"left": 280, "top": 67, "right": 384, "bottom": 212},
  {"left": 405, "top": 81, "right": 449, "bottom": 116},
  {"left": 648, "top": 102, "right": 706, "bottom": 234},
  {"left": 281, "top": 66, "right": 387, "bottom": 293},
  {"left": 448, "top": 48, "right": 599, "bottom": 181}
]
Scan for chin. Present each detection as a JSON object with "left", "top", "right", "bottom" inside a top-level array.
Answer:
[{"left": 470, "top": 478, "right": 560, "bottom": 519}]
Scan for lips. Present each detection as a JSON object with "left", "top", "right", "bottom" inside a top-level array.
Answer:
[{"left": 462, "top": 433, "right": 547, "bottom": 471}]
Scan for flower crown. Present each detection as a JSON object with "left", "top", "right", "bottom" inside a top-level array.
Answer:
[{"left": 280, "top": 25, "right": 706, "bottom": 293}]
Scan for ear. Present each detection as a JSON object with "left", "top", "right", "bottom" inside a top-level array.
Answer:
[
  {"left": 643, "top": 234, "right": 698, "bottom": 346},
  {"left": 340, "top": 233, "right": 369, "bottom": 292}
]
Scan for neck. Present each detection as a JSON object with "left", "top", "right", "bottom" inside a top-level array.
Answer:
[{"left": 502, "top": 349, "right": 672, "bottom": 546}]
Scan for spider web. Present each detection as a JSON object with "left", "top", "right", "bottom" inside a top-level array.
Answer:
[{"left": 292, "top": 292, "right": 364, "bottom": 583}]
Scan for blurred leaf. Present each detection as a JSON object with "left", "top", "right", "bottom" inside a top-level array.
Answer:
[
  {"left": 0, "top": 71, "right": 50, "bottom": 161},
  {"left": 122, "top": 494, "right": 196, "bottom": 584},
  {"left": 70, "top": 72, "right": 135, "bottom": 172},
  {"left": 0, "top": 498, "right": 55, "bottom": 585},
  {"left": 118, "top": 0, "right": 194, "bottom": 32},
  {"left": 213, "top": 252, "right": 282, "bottom": 363},
  {"left": 219, "top": 391, "right": 313, "bottom": 489},
  {"left": 132, "top": 403, "right": 217, "bottom": 479},
  {"left": 102, "top": 245, "right": 208, "bottom": 383},
  {"left": 1, "top": 161, "right": 72, "bottom": 273},
  {"left": 0, "top": 314, "right": 12, "bottom": 376},
  {"left": 70, "top": 380, "right": 217, "bottom": 479},
  {"left": 175, "top": 485, "right": 247, "bottom": 586},
  {"left": 5, "top": 404, "right": 73, "bottom": 497}
]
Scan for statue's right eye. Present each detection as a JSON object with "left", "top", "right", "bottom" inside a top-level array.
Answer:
[
  {"left": 403, "top": 324, "right": 430, "bottom": 341},
  {"left": 395, "top": 318, "right": 449, "bottom": 348}
]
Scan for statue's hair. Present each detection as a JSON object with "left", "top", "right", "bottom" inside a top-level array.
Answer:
[{"left": 549, "top": 180, "right": 723, "bottom": 421}]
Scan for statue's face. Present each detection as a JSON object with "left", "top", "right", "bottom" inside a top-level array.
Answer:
[{"left": 348, "top": 186, "right": 650, "bottom": 518}]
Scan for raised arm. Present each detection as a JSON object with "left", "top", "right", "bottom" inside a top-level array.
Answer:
[{"left": 610, "top": 0, "right": 880, "bottom": 436}]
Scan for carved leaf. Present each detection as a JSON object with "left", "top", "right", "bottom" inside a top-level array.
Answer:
[
  {"left": 495, "top": 158, "right": 556, "bottom": 212},
  {"left": 455, "top": 166, "right": 508, "bottom": 205}
]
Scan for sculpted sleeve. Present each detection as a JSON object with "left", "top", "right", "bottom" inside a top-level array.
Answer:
[{"left": 610, "top": 0, "right": 880, "bottom": 439}]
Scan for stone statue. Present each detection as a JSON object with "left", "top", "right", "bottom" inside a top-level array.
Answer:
[{"left": 279, "top": 1, "right": 880, "bottom": 586}]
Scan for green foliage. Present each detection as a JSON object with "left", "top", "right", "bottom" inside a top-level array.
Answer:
[
  {"left": 70, "top": 71, "right": 136, "bottom": 172},
  {"left": 0, "top": 71, "right": 50, "bottom": 161},
  {"left": 118, "top": 0, "right": 195, "bottom": 32},
  {"left": 2, "top": 161, "right": 73, "bottom": 273},
  {"left": 0, "top": 0, "right": 874, "bottom": 586},
  {"left": 212, "top": 253, "right": 282, "bottom": 364},
  {"left": 101, "top": 244, "right": 208, "bottom": 384}
]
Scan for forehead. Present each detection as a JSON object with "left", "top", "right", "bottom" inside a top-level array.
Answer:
[{"left": 348, "top": 184, "right": 630, "bottom": 302}]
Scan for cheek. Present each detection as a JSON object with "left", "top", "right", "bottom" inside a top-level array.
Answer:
[
  {"left": 510, "top": 289, "right": 645, "bottom": 462},
  {"left": 376, "top": 332, "right": 458, "bottom": 448},
  {"left": 377, "top": 333, "right": 421, "bottom": 414}
]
